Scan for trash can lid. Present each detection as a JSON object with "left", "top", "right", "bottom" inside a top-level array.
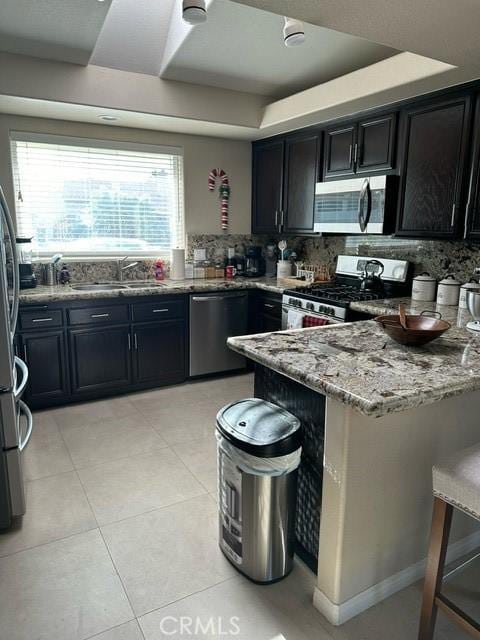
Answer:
[{"left": 216, "top": 398, "right": 301, "bottom": 458}]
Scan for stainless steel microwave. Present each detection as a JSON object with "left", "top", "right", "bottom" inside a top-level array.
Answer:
[{"left": 313, "top": 175, "right": 396, "bottom": 234}]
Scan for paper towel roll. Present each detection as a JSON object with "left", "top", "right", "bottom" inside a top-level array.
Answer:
[{"left": 170, "top": 248, "right": 185, "bottom": 280}]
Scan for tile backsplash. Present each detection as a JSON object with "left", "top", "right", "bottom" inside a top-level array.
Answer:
[
  {"left": 31, "top": 233, "right": 480, "bottom": 285},
  {"left": 302, "top": 236, "right": 480, "bottom": 282}
]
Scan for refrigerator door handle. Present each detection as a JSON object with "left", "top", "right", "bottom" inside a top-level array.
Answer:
[
  {"left": 14, "top": 356, "right": 28, "bottom": 400},
  {"left": 18, "top": 400, "right": 33, "bottom": 452},
  {"left": 0, "top": 187, "right": 19, "bottom": 335}
]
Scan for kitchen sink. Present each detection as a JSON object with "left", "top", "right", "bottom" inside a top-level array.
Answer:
[
  {"left": 70, "top": 283, "right": 128, "bottom": 291},
  {"left": 126, "top": 282, "right": 166, "bottom": 288}
]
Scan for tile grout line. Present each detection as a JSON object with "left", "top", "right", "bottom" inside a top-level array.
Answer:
[
  {"left": 0, "top": 524, "right": 100, "bottom": 561},
  {"left": 136, "top": 574, "right": 240, "bottom": 623}
]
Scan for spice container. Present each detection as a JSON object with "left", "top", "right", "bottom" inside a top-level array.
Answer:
[
  {"left": 412, "top": 272, "right": 437, "bottom": 302},
  {"left": 436, "top": 274, "right": 461, "bottom": 306},
  {"left": 205, "top": 264, "right": 216, "bottom": 279},
  {"left": 215, "top": 263, "right": 225, "bottom": 278},
  {"left": 193, "top": 263, "right": 206, "bottom": 278}
]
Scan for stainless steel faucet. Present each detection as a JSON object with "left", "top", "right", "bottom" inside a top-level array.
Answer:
[{"left": 117, "top": 256, "right": 139, "bottom": 281}]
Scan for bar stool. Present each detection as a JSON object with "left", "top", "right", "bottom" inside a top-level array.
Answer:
[{"left": 419, "top": 443, "right": 480, "bottom": 639}]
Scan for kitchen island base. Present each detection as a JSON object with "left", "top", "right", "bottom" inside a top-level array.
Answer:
[{"left": 316, "top": 391, "right": 480, "bottom": 625}]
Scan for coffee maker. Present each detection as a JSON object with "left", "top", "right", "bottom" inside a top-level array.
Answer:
[
  {"left": 244, "top": 246, "right": 265, "bottom": 278},
  {"left": 16, "top": 237, "right": 37, "bottom": 289}
]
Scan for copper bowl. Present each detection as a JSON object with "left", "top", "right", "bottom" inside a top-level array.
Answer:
[{"left": 374, "top": 311, "right": 451, "bottom": 346}]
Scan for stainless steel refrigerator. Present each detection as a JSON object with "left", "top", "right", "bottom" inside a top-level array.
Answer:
[{"left": 0, "top": 186, "right": 32, "bottom": 529}]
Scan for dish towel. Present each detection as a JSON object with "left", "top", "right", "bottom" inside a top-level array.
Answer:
[
  {"left": 287, "top": 309, "right": 304, "bottom": 329},
  {"left": 303, "top": 315, "right": 329, "bottom": 328}
]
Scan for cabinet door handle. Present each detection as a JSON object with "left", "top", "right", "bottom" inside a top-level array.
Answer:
[
  {"left": 23, "top": 345, "right": 28, "bottom": 364},
  {"left": 32, "top": 317, "right": 53, "bottom": 323},
  {"left": 152, "top": 309, "right": 168, "bottom": 313},
  {"left": 280, "top": 210, "right": 285, "bottom": 230},
  {"left": 91, "top": 313, "right": 109, "bottom": 318},
  {"left": 348, "top": 144, "right": 353, "bottom": 165},
  {"left": 264, "top": 303, "right": 275, "bottom": 309},
  {"left": 134, "top": 333, "right": 138, "bottom": 350},
  {"left": 127, "top": 333, "right": 131, "bottom": 350},
  {"left": 275, "top": 210, "right": 279, "bottom": 229},
  {"left": 451, "top": 203, "right": 456, "bottom": 227},
  {"left": 353, "top": 143, "right": 359, "bottom": 165}
]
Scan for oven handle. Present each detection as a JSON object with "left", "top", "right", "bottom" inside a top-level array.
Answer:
[
  {"left": 18, "top": 400, "right": 33, "bottom": 451},
  {"left": 358, "top": 178, "right": 372, "bottom": 233}
]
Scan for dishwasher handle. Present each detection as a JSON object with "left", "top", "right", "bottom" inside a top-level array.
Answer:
[{"left": 191, "top": 294, "right": 248, "bottom": 302}]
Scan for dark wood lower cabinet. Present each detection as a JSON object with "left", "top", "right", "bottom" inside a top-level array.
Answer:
[
  {"left": 21, "top": 329, "right": 69, "bottom": 406},
  {"left": 133, "top": 320, "right": 186, "bottom": 386},
  {"left": 250, "top": 292, "right": 282, "bottom": 334},
  {"left": 69, "top": 325, "right": 132, "bottom": 395}
]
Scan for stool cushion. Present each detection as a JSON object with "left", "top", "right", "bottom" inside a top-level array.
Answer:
[{"left": 433, "top": 443, "right": 480, "bottom": 521}]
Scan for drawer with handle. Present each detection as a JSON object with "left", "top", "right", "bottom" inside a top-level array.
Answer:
[
  {"left": 132, "top": 299, "right": 185, "bottom": 322},
  {"left": 259, "top": 296, "right": 282, "bottom": 316},
  {"left": 19, "top": 308, "right": 63, "bottom": 330},
  {"left": 68, "top": 304, "right": 129, "bottom": 326}
]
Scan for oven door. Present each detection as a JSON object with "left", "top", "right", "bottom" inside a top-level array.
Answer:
[
  {"left": 313, "top": 175, "right": 386, "bottom": 234},
  {"left": 281, "top": 304, "right": 342, "bottom": 330}
]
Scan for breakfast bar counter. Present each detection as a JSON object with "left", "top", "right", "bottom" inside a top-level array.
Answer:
[
  {"left": 228, "top": 313, "right": 480, "bottom": 626},
  {"left": 227, "top": 311, "right": 480, "bottom": 418}
]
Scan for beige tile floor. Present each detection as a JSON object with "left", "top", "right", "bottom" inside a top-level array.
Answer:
[{"left": 0, "top": 372, "right": 479, "bottom": 639}]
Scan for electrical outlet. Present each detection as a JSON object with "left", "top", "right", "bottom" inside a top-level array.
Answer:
[
  {"left": 193, "top": 248, "right": 206, "bottom": 261},
  {"left": 475, "top": 267, "right": 480, "bottom": 276}
]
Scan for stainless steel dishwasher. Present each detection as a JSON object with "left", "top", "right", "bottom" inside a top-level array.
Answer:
[{"left": 189, "top": 291, "right": 248, "bottom": 376}]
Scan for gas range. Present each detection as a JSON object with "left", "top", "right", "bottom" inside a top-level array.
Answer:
[{"left": 282, "top": 255, "right": 411, "bottom": 328}]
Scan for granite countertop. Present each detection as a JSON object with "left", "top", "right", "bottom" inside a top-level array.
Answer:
[
  {"left": 19, "top": 276, "right": 297, "bottom": 304},
  {"left": 228, "top": 300, "right": 480, "bottom": 418},
  {"left": 349, "top": 296, "right": 471, "bottom": 326}
]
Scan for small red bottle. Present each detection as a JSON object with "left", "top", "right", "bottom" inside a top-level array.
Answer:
[{"left": 154, "top": 259, "right": 165, "bottom": 281}]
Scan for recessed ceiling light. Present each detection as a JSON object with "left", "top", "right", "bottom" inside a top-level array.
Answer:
[
  {"left": 99, "top": 115, "right": 118, "bottom": 122},
  {"left": 283, "top": 17, "right": 305, "bottom": 47},
  {"left": 182, "top": 0, "right": 207, "bottom": 25}
]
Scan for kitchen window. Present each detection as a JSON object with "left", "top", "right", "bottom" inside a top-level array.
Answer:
[{"left": 10, "top": 133, "right": 185, "bottom": 257}]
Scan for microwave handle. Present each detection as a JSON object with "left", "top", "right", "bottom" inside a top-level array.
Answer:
[{"left": 358, "top": 178, "right": 372, "bottom": 232}]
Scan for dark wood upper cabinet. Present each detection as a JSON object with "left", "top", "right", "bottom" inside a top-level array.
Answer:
[
  {"left": 464, "top": 94, "right": 480, "bottom": 240},
  {"left": 283, "top": 133, "right": 319, "bottom": 233},
  {"left": 323, "top": 114, "right": 396, "bottom": 180},
  {"left": 323, "top": 125, "right": 356, "bottom": 179},
  {"left": 252, "top": 139, "right": 284, "bottom": 234},
  {"left": 396, "top": 94, "right": 472, "bottom": 238},
  {"left": 21, "top": 330, "right": 69, "bottom": 406},
  {"left": 357, "top": 114, "right": 396, "bottom": 174}
]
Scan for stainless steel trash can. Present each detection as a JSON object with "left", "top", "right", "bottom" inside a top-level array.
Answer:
[{"left": 216, "top": 398, "right": 301, "bottom": 583}]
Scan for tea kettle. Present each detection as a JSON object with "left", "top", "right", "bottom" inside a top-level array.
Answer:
[{"left": 359, "top": 259, "right": 385, "bottom": 293}]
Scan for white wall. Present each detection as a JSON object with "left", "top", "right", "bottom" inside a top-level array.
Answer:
[{"left": 0, "top": 113, "right": 252, "bottom": 235}]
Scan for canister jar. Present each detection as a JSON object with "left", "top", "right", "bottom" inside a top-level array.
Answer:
[
  {"left": 436, "top": 274, "right": 461, "bottom": 306},
  {"left": 459, "top": 279, "right": 480, "bottom": 309},
  {"left": 411, "top": 272, "right": 436, "bottom": 302}
]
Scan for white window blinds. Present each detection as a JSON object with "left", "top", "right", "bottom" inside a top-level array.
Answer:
[{"left": 10, "top": 133, "right": 185, "bottom": 257}]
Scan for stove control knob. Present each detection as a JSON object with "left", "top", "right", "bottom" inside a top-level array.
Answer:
[
  {"left": 306, "top": 302, "right": 314, "bottom": 311},
  {"left": 288, "top": 298, "right": 295, "bottom": 305},
  {"left": 319, "top": 305, "right": 325, "bottom": 314}
]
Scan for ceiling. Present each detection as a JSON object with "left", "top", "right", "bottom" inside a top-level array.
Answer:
[
  {"left": 231, "top": 0, "right": 480, "bottom": 68},
  {"left": 0, "top": 0, "right": 478, "bottom": 141},
  {"left": 0, "top": 0, "right": 112, "bottom": 65},
  {"left": 90, "top": 0, "right": 176, "bottom": 75},
  {"left": 161, "top": 0, "right": 397, "bottom": 98}
]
